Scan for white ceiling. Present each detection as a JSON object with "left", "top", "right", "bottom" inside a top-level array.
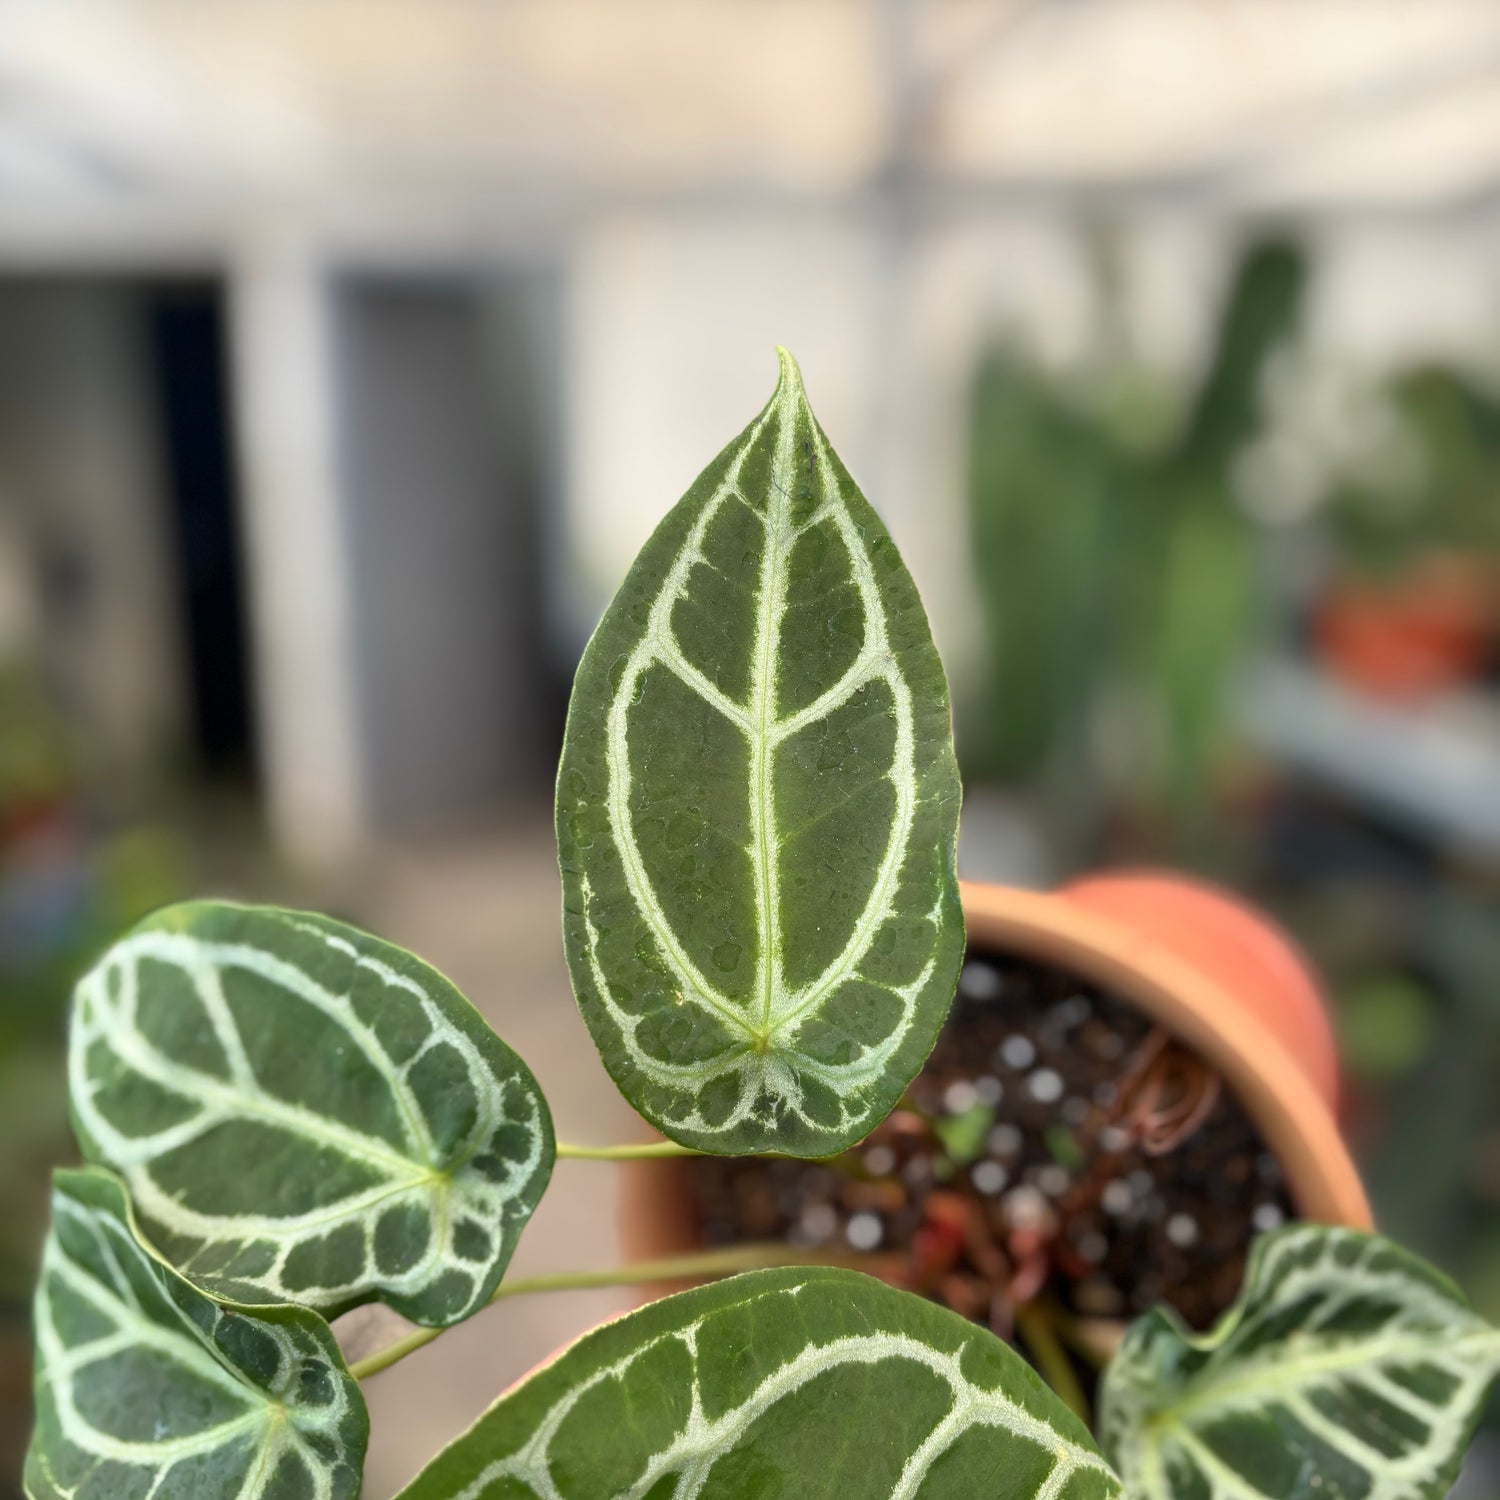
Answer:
[{"left": 2, "top": 0, "right": 1499, "bottom": 257}]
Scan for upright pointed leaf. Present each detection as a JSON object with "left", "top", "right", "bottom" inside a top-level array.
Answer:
[
  {"left": 70, "top": 902, "right": 554, "bottom": 1326},
  {"left": 557, "top": 349, "right": 964, "bottom": 1156},
  {"left": 397, "top": 1266, "right": 1123, "bottom": 1499},
  {"left": 1100, "top": 1225, "right": 1500, "bottom": 1500},
  {"left": 26, "top": 1168, "right": 367, "bottom": 1500}
]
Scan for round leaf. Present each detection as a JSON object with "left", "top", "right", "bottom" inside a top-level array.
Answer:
[
  {"left": 1100, "top": 1224, "right": 1500, "bottom": 1500},
  {"left": 557, "top": 349, "right": 964, "bottom": 1156},
  {"left": 69, "top": 901, "right": 554, "bottom": 1326},
  {"left": 398, "top": 1266, "right": 1122, "bottom": 1499}
]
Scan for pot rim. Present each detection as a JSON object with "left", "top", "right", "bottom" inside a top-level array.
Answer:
[{"left": 960, "top": 879, "right": 1373, "bottom": 1231}]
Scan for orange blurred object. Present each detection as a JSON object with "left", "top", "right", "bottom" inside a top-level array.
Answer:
[{"left": 1314, "top": 552, "right": 1497, "bottom": 701}]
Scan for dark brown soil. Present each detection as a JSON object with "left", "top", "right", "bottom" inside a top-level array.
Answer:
[{"left": 687, "top": 949, "right": 1294, "bottom": 1335}]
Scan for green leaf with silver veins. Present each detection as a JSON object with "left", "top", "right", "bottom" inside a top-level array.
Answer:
[
  {"left": 1099, "top": 1224, "right": 1500, "bottom": 1500},
  {"left": 396, "top": 1266, "right": 1123, "bottom": 1499},
  {"left": 70, "top": 901, "right": 554, "bottom": 1326},
  {"left": 557, "top": 349, "right": 964, "bottom": 1156},
  {"left": 26, "top": 1168, "right": 367, "bottom": 1500}
]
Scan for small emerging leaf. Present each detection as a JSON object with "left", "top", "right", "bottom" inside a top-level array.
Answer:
[
  {"left": 398, "top": 1266, "right": 1123, "bottom": 1499},
  {"left": 557, "top": 349, "right": 964, "bottom": 1156},
  {"left": 25, "top": 1168, "right": 367, "bottom": 1500},
  {"left": 1100, "top": 1224, "right": 1500, "bottom": 1500},
  {"left": 70, "top": 902, "right": 554, "bottom": 1325}
]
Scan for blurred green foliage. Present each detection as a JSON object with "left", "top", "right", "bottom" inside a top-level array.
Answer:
[
  {"left": 0, "top": 668, "right": 70, "bottom": 820},
  {"left": 966, "top": 242, "right": 1304, "bottom": 849},
  {"left": 1334, "top": 972, "right": 1437, "bottom": 1082},
  {"left": 1331, "top": 365, "right": 1500, "bottom": 574}
]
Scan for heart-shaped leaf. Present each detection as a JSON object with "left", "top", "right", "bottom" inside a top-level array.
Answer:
[
  {"left": 1100, "top": 1225, "right": 1500, "bottom": 1500},
  {"left": 557, "top": 349, "right": 964, "bottom": 1156},
  {"left": 69, "top": 902, "right": 554, "bottom": 1326},
  {"left": 396, "top": 1266, "right": 1122, "bottom": 1498},
  {"left": 25, "top": 1168, "right": 368, "bottom": 1500}
]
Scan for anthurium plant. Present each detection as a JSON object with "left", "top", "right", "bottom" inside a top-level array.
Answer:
[{"left": 25, "top": 351, "right": 1500, "bottom": 1499}]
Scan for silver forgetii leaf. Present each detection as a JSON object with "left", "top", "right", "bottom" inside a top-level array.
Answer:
[
  {"left": 70, "top": 902, "right": 553, "bottom": 1326},
  {"left": 397, "top": 1266, "right": 1123, "bottom": 1499},
  {"left": 26, "top": 1168, "right": 367, "bottom": 1500},
  {"left": 1100, "top": 1224, "right": 1500, "bottom": 1500},
  {"left": 557, "top": 349, "right": 964, "bottom": 1157}
]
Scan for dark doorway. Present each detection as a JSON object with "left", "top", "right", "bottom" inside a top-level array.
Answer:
[
  {"left": 145, "top": 281, "right": 256, "bottom": 784},
  {"left": 0, "top": 277, "right": 255, "bottom": 803}
]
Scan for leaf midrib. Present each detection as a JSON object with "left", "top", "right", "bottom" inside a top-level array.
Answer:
[
  {"left": 749, "top": 383, "right": 795, "bottom": 1037},
  {"left": 761, "top": 431, "right": 916, "bottom": 1038}
]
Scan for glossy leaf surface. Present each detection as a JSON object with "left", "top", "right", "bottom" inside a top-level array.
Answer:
[
  {"left": 557, "top": 349, "right": 963, "bottom": 1155},
  {"left": 1100, "top": 1225, "right": 1500, "bottom": 1500},
  {"left": 26, "top": 1168, "right": 367, "bottom": 1500},
  {"left": 70, "top": 902, "right": 553, "bottom": 1325},
  {"left": 398, "top": 1266, "right": 1122, "bottom": 1499}
]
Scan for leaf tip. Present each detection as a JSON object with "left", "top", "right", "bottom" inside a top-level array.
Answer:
[{"left": 772, "top": 344, "right": 805, "bottom": 399}]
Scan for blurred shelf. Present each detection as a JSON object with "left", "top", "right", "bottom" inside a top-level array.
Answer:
[{"left": 1240, "top": 657, "right": 1500, "bottom": 865}]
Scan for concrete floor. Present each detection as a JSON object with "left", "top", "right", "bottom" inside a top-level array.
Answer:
[{"left": 332, "top": 817, "right": 645, "bottom": 1498}]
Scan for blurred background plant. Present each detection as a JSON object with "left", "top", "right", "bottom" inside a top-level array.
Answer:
[{"left": 965, "top": 238, "right": 1306, "bottom": 857}]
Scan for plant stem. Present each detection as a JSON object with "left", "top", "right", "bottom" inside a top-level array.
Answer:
[
  {"left": 1051, "top": 1307, "right": 1122, "bottom": 1370},
  {"left": 349, "top": 1243, "right": 817, "bottom": 1382},
  {"left": 1014, "top": 1302, "right": 1092, "bottom": 1428},
  {"left": 554, "top": 1140, "right": 703, "bottom": 1161}
]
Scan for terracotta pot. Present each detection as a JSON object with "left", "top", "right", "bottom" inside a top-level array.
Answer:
[
  {"left": 962, "top": 872, "right": 1370, "bottom": 1230},
  {"left": 622, "top": 871, "right": 1372, "bottom": 1270},
  {"left": 1314, "top": 552, "right": 1496, "bottom": 701}
]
